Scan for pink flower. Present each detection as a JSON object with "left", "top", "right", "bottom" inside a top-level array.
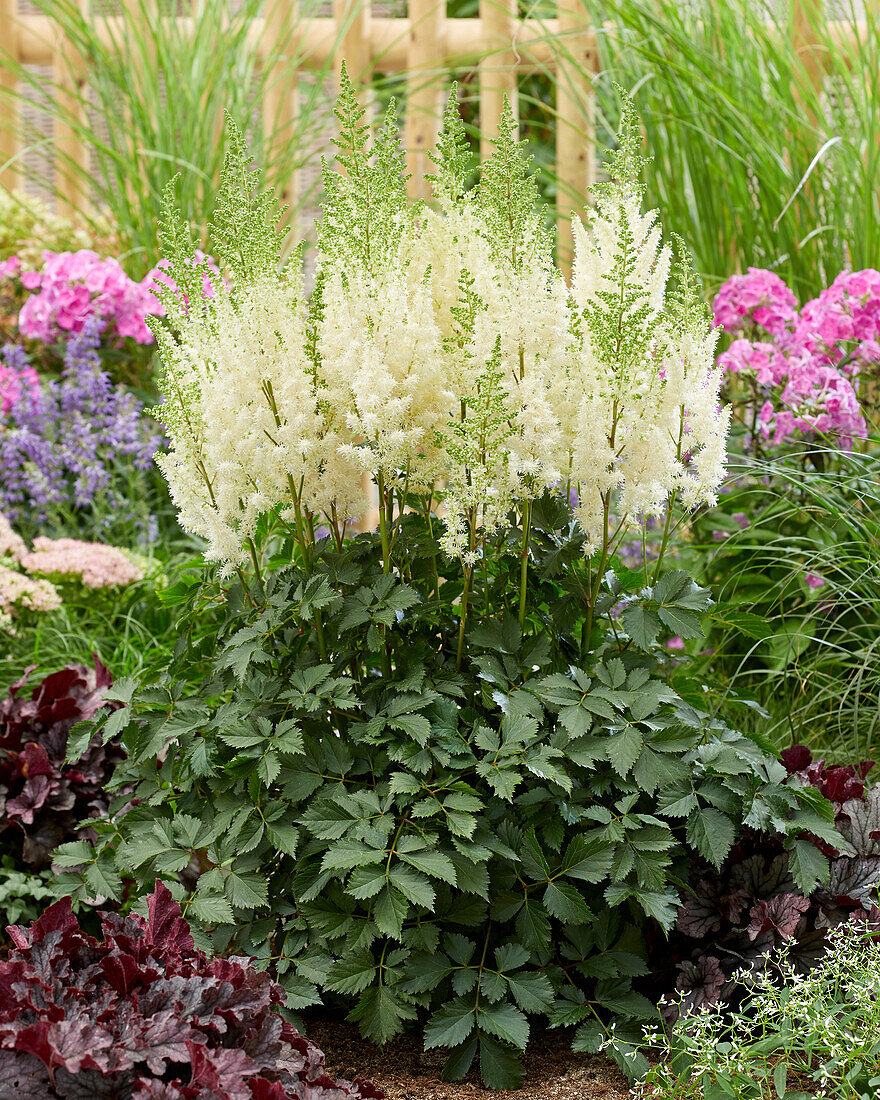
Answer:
[
  {"left": 0, "top": 256, "right": 21, "bottom": 281},
  {"left": 0, "top": 350, "right": 40, "bottom": 416},
  {"left": 0, "top": 563, "right": 61, "bottom": 615},
  {"left": 666, "top": 636, "right": 686, "bottom": 650},
  {"left": 144, "top": 250, "right": 225, "bottom": 316},
  {"left": 805, "top": 572, "right": 825, "bottom": 589},
  {"left": 17, "top": 249, "right": 161, "bottom": 346},
  {"left": 713, "top": 268, "right": 798, "bottom": 339},
  {"left": 0, "top": 514, "right": 27, "bottom": 563}
]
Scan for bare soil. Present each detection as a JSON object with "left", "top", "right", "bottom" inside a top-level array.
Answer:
[{"left": 306, "top": 1020, "right": 632, "bottom": 1100}]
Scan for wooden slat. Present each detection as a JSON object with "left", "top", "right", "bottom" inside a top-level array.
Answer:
[
  {"left": 555, "top": 0, "right": 595, "bottom": 277},
  {"left": 52, "top": 11, "right": 88, "bottom": 220},
  {"left": 14, "top": 11, "right": 866, "bottom": 73},
  {"left": 792, "top": 0, "right": 825, "bottom": 102},
  {"left": 478, "top": 0, "right": 518, "bottom": 162},
  {"left": 262, "top": 0, "right": 299, "bottom": 220},
  {"left": 16, "top": 14, "right": 567, "bottom": 70},
  {"left": 333, "top": 0, "right": 370, "bottom": 85},
  {"left": 0, "top": 0, "right": 20, "bottom": 191},
  {"left": 404, "top": 0, "right": 446, "bottom": 201}
]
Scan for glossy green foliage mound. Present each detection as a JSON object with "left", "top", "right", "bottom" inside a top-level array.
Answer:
[{"left": 61, "top": 500, "right": 838, "bottom": 1089}]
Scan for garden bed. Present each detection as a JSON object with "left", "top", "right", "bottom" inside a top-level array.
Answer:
[{"left": 306, "top": 1021, "right": 630, "bottom": 1100}]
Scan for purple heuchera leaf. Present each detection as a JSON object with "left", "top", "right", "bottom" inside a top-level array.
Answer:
[
  {"left": 0, "top": 658, "right": 124, "bottom": 867},
  {"left": 746, "top": 893, "right": 811, "bottom": 941},
  {"left": 659, "top": 749, "right": 880, "bottom": 1021},
  {"left": 0, "top": 882, "right": 383, "bottom": 1100},
  {"left": 676, "top": 877, "right": 749, "bottom": 937},
  {"left": 782, "top": 743, "right": 875, "bottom": 804},
  {"left": 837, "top": 787, "right": 880, "bottom": 857},
  {"left": 673, "top": 955, "right": 726, "bottom": 1019}
]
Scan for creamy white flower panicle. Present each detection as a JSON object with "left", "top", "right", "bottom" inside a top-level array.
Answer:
[
  {"left": 318, "top": 264, "right": 453, "bottom": 492},
  {"left": 150, "top": 89, "right": 730, "bottom": 571},
  {"left": 154, "top": 276, "right": 351, "bottom": 572},
  {"left": 560, "top": 166, "right": 729, "bottom": 551}
]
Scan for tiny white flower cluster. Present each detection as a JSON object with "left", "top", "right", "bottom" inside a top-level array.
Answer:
[
  {"left": 151, "top": 85, "right": 729, "bottom": 572},
  {"left": 632, "top": 918, "right": 880, "bottom": 1099}
]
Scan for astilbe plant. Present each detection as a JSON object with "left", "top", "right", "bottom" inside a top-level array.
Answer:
[
  {"left": 652, "top": 744, "right": 880, "bottom": 1020},
  {"left": 0, "top": 657, "right": 123, "bottom": 868},
  {"left": 58, "top": 83, "right": 844, "bottom": 1089},
  {"left": 0, "top": 880, "right": 383, "bottom": 1100}
]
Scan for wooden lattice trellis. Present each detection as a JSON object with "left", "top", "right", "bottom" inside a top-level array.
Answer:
[{"left": 0, "top": 0, "right": 597, "bottom": 266}]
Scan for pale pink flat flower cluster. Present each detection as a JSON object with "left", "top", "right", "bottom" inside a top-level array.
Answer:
[
  {"left": 0, "top": 565, "right": 61, "bottom": 618},
  {"left": 21, "top": 537, "right": 145, "bottom": 589},
  {"left": 713, "top": 268, "right": 876, "bottom": 449},
  {"left": 0, "top": 513, "right": 27, "bottom": 563},
  {"left": 0, "top": 514, "right": 144, "bottom": 630}
]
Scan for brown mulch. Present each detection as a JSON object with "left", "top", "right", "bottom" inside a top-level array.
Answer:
[{"left": 306, "top": 1020, "right": 632, "bottom": 1100}]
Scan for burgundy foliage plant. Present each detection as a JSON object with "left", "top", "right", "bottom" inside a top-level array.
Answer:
[
  {"left": 0, "top": 881, "right": 384, "bottom": 1100},
  {"left": 0, "top": 658, "right": 124, "bottom": 867},
  {"left": 653, "top": 745, "right": 880, "bottom": 1019}
]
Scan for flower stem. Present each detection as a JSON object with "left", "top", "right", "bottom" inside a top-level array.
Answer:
[
  {"left": 377, "top": 471, "right": 391, "bottom": 576},
  {"left": 247, "top": 537, "right": 264, "bottom": 598},
  {"left": 376, "top": 471, "right": 393, "bottom": 678},
  {"left": 518, "top": 500, "right": 532, "bottom": 629},
  {"left": 651, "top": 490, "right": 678, "bottom": 586},
  {"left": 456, "top": 511, "right": 478, "bottom": 671}
]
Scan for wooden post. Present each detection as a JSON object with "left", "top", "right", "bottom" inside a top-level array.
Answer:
[
  {"left": 479, "top": 0, "right": 517, "bottom": 161},
  {"left": 0, "top": 0, "right": 20, "bottom": 192},
  {"left": 263, "top": 0, "right": 300, "bottom": 222},
  {"left": 333, "top": 0, "right": 370, "bottom": 86},
  {"left": 53, "top": 9, "right": 89, "bottom": 219},
  {"left": 404, "top": 0, "right": 446, "bottom": 201},
  {"left": 792, "top": 0, "right": 825, "bottom": 102},
  {"left": 555, "top": 0, "right": 595, "bottom": 278}
]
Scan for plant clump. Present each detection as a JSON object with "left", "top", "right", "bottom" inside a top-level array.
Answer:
[
  {"left": 653, "top": 743, "right": 880, "bottom": 1019},
  {"left": 58, "top": 82, "right": 844, "bottom": 1089},
  {"left": 0, "top": 657, "right": 123, "bottom": 867},
  {"left": 0, "top": 880, "right": 384, "bottom": 1100}
]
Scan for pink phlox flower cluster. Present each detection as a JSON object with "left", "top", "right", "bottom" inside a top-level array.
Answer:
[
  {"left": 714, "top": 268, "right": 878, "bottom": 450},
  {"left": 794, "top": 268, "right": 880, "bottom": 376},
  {"left": 0, "top": 351, "right": 39, "bottom": 415},
  {"left": 21, "top": 537, "right": 145, "bottom": 589},
  {"left": 712, "top": 267, "right": 799, "bottom": 339},
  {"left": 17, "top": 250, "right": 160, "bottom": 345},
  {"left": 0, "top": 256, "right": 21, "bottom": 281},
  {"left": 720, "top": 340, "right": 789, "bottom": 387},
  {"left": 144, "top": 250, "right": 225, "bottom": 316}
]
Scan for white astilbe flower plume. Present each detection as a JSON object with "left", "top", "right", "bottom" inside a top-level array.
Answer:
[
  {"left": 148, "top": 84, "right": 729, "bottom": 572},
  {"left": 560, "top": 98, "right": 729, "bottom": 552}
]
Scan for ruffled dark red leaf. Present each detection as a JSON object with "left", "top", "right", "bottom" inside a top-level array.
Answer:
[
  {"left": 0, "top": 883, "right": 382, "bottom": 1100},
  {"left": 0, "top": 662, "right": 125, "bottom": 869}
]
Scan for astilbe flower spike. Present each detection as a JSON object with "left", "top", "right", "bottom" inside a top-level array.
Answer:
[{"left": 150, "top": 84, "right": 730, "bottom": 572}]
